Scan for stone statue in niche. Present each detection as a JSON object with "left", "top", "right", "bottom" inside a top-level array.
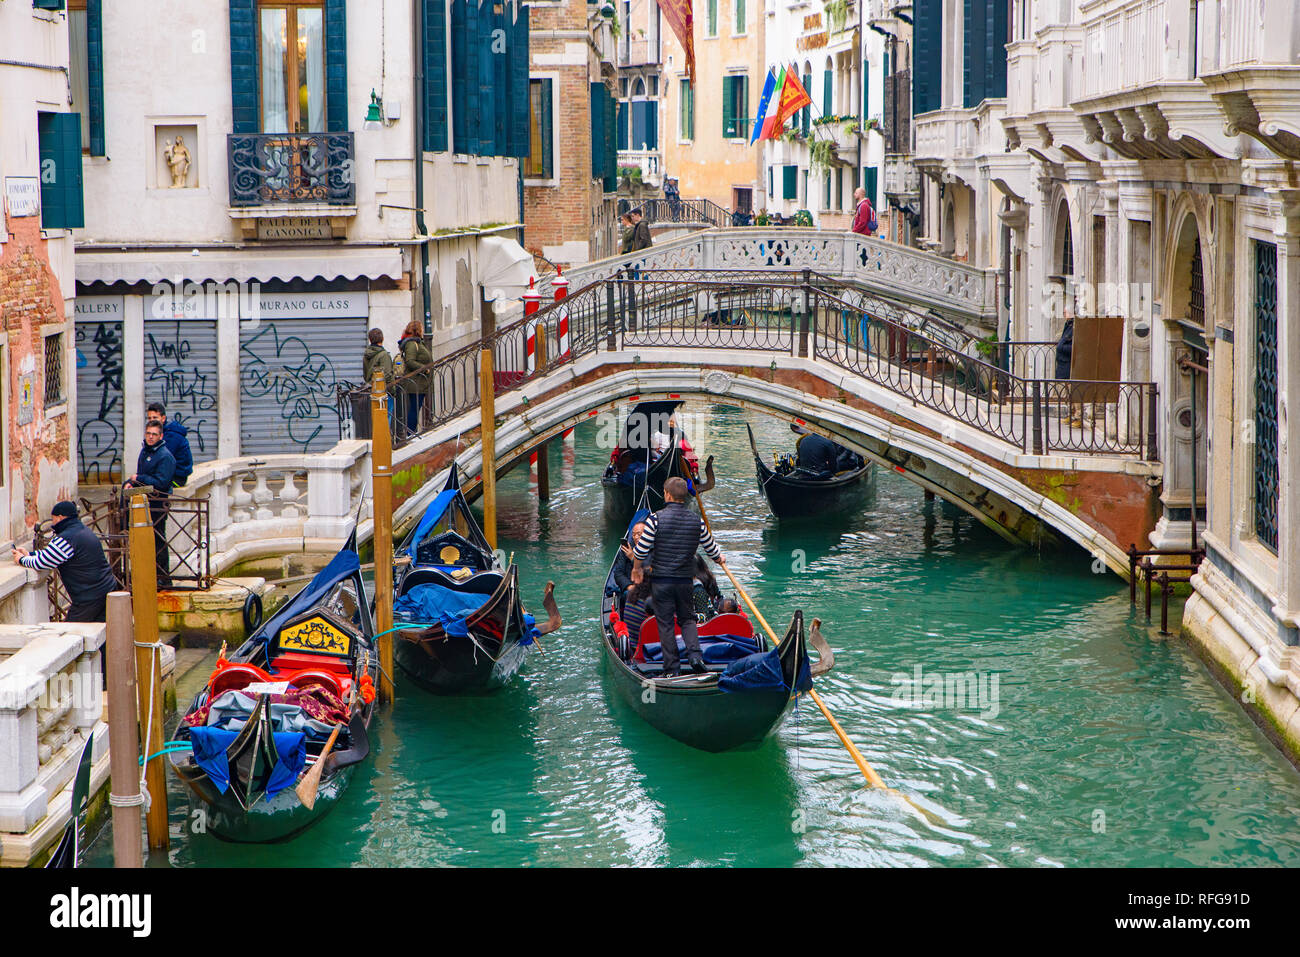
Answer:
[{"left": 164, "top": 135, "right": 191, "bottom": 188}]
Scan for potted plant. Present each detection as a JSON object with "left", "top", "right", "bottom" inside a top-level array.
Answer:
[
  {"left": 809, "top": 138, "right": 836, "bottom": 173},
  {"left": 793, "top": 209, "right": 814, "bottom": 227},
  {"left": 755, "top": 211, "right": 771, "bottom": 226}
]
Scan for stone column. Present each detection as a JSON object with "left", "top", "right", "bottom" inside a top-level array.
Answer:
[{"left": 1270, "top": 192, "right": 1300, "bottom": 642}]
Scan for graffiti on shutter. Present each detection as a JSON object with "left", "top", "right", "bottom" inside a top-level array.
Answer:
[
  {"left": 75, "top": 319, "right": 124, "bottom": 483},
  {"left": 144, "top": 319, "right": 219, "bottom": 465}
]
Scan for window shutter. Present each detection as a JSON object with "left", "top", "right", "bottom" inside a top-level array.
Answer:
[
  {"left": 541, "top": 78, "right": 553, "bottom": 177},
  {"left": 87, "top": 0, "right": 105, "bottom": 155},
  {"left": 618, "top": 101, "right": 629, "bottom": 150},
  {"left": 707, "top": 0, "right": 717, "bottom": 34},
  {"left": 722, "top": 76, "right": 734, "bottom": 138},
  {"left": 591, "top": 82, "right": 603, "bottom": 180},
  {"left": 325, "top": 0, "right": 348, "bottom": 131},
  {"left": 34, "top": 0, "right": 65, "bottom": 10},
  {"left": 913, "top": 0, "right": 942, "bottom": 115},
  {"left": 823, "top": 69, "right": 832, "bottom": 116},
  {"left": 605, "top": 85, "right": 617, "bottom": 190},
  {"left": 452, "top": 0, "right": 480, "bottom": 154},
  {"left": 865, "top": 164, "right": 878, "bottom": 204},
  {"left": 741, "top": 73, "right": 749, "bottom": 128},
  {"left": 802, "top": 72, "right": 811, "bottom": 133},
  {"left": 424, "top": 0, "right": 449, "bottom": 151},
  {"left": 862, "top": 58, "right": 869, "bottom": 122},
  {"left": 38, "top": 112, "right": 84, "bottom": 229},
  {"left": 484, "top": 1, "right": 503, "bottom": 154},
  {"left": 988, "top": 0, "right": 1008, "bottom": 99},
  {"left": 228, "top": 0, "right": 258, "bottom": 134},
  {"left": 783, "top": 164, "right": 797, "bottom": 200},
  {"left": 646, "top": 100, "right": 658, "bottom": 149},
  {"left": 736, "top": 0, "right": 745, "bottom": 33},
  {"left": 510, "top": 6, "right": 530, "bottom": 157}
]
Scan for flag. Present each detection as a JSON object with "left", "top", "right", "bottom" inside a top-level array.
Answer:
[
  {"left": 773, "top": 65, "right": 811, "bottom": 128},
  {"left": 660, "top": 0, "right": 696, "bottom": 81},
  {"left": 750, "top": 68, "right": 777, "bottom": 143},
  {"left": 759, "top": 65, "right": 787, "bottom": 140}
]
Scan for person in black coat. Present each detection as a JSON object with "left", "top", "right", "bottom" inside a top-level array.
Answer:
[
  {"left": 13, "top": 501, "right": 118, "bottom": 623},
  {"left": 147, "top": 402, "right": 193, "bottom": 488},
  {"left": 793, "top": 426, "right": 840, "bottom": 479},
  {"left": 124, "top": 421, "right": 177, "bottom": 587}
]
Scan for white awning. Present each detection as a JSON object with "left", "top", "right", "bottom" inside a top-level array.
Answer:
[
  {"left": 478, "top": 236, "right": 537, "bottom": 301},
  {"left": 75, "top": 246, "right": 404, "bottom": 286}
]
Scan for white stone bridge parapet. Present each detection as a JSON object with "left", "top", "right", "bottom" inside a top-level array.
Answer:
[
  {"left": 0, "top": 623, "right": 108, "bottom": 866},
  {"left": 545, "top": 228, "right": 1000, "bottom": 330}
]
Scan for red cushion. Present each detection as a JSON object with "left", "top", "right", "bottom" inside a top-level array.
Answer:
[
  {"left": 272, "top": 652, "right": 352, "bottom": 674},
  {"left": 633, "top": 612, "right": 756, "bottom": 662}
]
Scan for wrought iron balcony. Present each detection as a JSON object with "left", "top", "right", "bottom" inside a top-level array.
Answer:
[{"left": 227, "top": 132, "right": 356, "bottom": 207}]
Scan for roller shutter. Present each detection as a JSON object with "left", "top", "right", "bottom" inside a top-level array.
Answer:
[
  {"left": 75, "top": 317, "right": 124, "bottom": 483},
  {"left": 143, "top": 318, "right": 219, "bottom": 466},
  {"left": 238, "top": 318, "right": 366, "bottom": 455}
]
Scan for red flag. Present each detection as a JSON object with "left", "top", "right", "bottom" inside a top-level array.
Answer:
[
  {"left": 773, "top": 66, "right": 811, "bottom": 127},
  {"left": 659, "top": 0, "right": 695, "bottom": 81}
]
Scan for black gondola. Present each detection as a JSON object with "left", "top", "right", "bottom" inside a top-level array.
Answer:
[
  {"left": 44, "top": 731, "right": 95, "bottom": 868},
  {"left": 391, "top": 465, "right": 560, "bottom": 694},
  {"left": 601, "top": 400, "right": 711, "bottom": 523},
  {"left": 747, "top": 423, "right": 874, "bottom": 520},
  {"left": 169, "top": 532, "right": 378, "bottom": 843},
  {"left": 599, "top": 496, "right": 818, "bottom": 752}
]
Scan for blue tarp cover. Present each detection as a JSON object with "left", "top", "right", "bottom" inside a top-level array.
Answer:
[
  {"left": 188, "top": 726, "right": 306, "bottom": 799},
  {"left": 394, "top": 582, "right": 538, "bottom": 644},
  {"left": 406, "top": 489, "right": 459, "bottom": 559},
  {"left": 257, "top": 546, "right": 360, "bottom": 646},
  {"left": 717, "top": 646, "right": 813, "bottom": 694},
  {"left": 616, "top": 460, "right": 647, "bottom": 487},
  {"left": 640, "top": 633, "right": 761, "bottom": 664}
]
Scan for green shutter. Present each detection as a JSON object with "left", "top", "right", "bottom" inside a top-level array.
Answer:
[
  {"left": 862, "top": 58, "right": 869, "bottom": 122},
  {"left": 38, "top": 112, "right": 84, "bottom": 229},
  {"left": 722, "top": 76, "right": 734, "bottom": 138},
  {"left": 913, "top": 0, "right": 942, "bottom": 115},
  {"left": 325, "top": 0, "right": 348, "bottom": 131},
  {"left": 510, "top": 7, "right": 530, "bottom": 157},
  {"left": 87, "top": 0, "right": 105, "bottom": 155},
  {"left": 823, "top": 69, "right": 832, "bottom": 117},
  {"left": 988, "top": 0, "right": 1008, "bottom": 99},
  {"left": 865, "top": 165, "right": 878, "bottom": 204},
  {"left": 783, "top": 164, "right": 797, "bottom": 200},
  {"left": 452, "top": 0, "right": 480, "bottom": 154},
  {"left": 424, "top": 0, "right": 449, "bottom": 151},
  {"left": 741, "top": 74, "right": 749, "bottom": 129},
  {"left": 802, "top": 72, "right": 811, "bottom": 133},
  {"left": 618, "top": 100, "right": 629, "bottom": 150},
  {"left": 681, "top": 79, "right": 694, "bottom": 140},
  {"left": 707, "top": 0, "right": 717, "bottom": 34},
  {"left": 736, "top": 0, "right": 745, "bottom": 33},
  {"left": 34, "top": 0, "right": 65, "bottom": 10},
  {"left": 605, "top": 84, "right": 617, "bottom": 190},
  {"left": 591, "top": 82, "right": 604, "bottom": 181},
  {"left": 229, "top": 0, "right": 258, "bottom": 134}
]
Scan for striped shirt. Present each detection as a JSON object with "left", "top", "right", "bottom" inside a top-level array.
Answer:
[
  {"left": 632, "top": 511, "right": 722, "bottom": 563},
  {"left": 19, "top": 536, "right": 74, "bottom": 570}
]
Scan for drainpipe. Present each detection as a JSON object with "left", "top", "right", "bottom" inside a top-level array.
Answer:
[
  {"left": 857, "top": 0, "right": 863, "bottom": 201},
  {"left": 413, "top": 0, "right": 433, "bottom": 337}
]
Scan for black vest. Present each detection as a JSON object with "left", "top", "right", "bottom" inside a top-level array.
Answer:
[
  {"left": 53, "top": 516, "right": 118, "bottom": 601},
  {"left": 649, "top": 502, "right": 702, "bottom": 581}
]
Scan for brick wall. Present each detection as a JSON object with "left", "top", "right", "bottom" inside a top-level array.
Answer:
[{"left": 0, "top": 214, "right": 75, "bottom": 534}]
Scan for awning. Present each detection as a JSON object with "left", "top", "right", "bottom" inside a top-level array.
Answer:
[
  {"left": 75, "top": 246, "right": 404, "bottom": 286},
  {"left": 478, "top": 236, "right": 537, "bottom": 302}
]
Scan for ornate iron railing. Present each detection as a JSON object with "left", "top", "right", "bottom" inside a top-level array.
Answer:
[
  {"left": 336, "top": 270, "right": 1158, "bottom": 461},
  {"left": 632, "top": 197, "right": 734, "bottom": 229},
  {"left": 228, "top": 132, "right": 356, "bottom": 207}
]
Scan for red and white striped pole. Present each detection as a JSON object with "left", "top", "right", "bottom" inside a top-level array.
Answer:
[
  {"left": 554, "top": 267, "right": 574, "bottom": 443},
  {"left": 523, "top": 277, "right": 542, "bottom": 469}
]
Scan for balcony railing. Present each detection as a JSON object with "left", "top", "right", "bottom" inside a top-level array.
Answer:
[
  {"left": 618, "top": 39, "right": 661, "bottom": 66},
  {"left": 227, "top": 132, "right": 356, "bottom": 207}
]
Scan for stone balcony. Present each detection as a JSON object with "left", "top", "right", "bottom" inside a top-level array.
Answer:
[
  {"left": 1002, "top": 29, "right": 1097, "bottom": 164},
  {"left": 913, "top": 100, "right": 1007, "bottom": 186}
]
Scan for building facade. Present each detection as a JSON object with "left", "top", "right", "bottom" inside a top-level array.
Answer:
[
  {"left": 0, "top": 2, "right": 83, "bottom": 620},
  {"left": 68, "top": 0, "right": 530, "bottom": 479},
  {"left": 523, "top": 0, "right": 620, "bottom": 268},
  {"left": 660, "top": 0, "right": 764, "bottom": 214},
  {"left": 615, "top": 0, "right": 665, "bottom": 189}
]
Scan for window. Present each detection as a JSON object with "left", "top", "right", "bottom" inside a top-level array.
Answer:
[
  {"left": 802, "top": 69, "right": 811, "bottom": 133},
  {"left": 835, "top": 169, "right": 842, "bottom": 210},
  {"left": 618, "top": 100, "right": 629, "bottom": 150},
  {"left": 782, "top": 165, "right": 797, "bottom": 200},
  {"left": 679, "top": 79, "right": 694, "bottom": 140},
  {"left": 44, "top": 332, "right": 65, "bottom": 406},
  {"left": 1254, "top": 240, "right": 1279, "bottom": 552},
  {"left": 526, "top": 78, "right": 553, "bottom": 178},
  {"left": 864, "top": 165, "right": 878, "bottom": 205},
  {"left": 824, "top": 173, "right": 831, "bottom": 210},
  {"left": 258, "top": 2, "right": 326, "bottom": 133},
  {"left": 722, "top": 73, "right": 749, "bottom": 139},
  {"left": 707, "top": 0, "right": 717, "bottom": 36},
  {"left": 768, "top": 166, "right": 773, "bottom": 198},
  {"left": 735, "top": 0, "right": 745, "bottom": 33},
  {"left": 650, "top": 75, "right": 658, "bottom": 96},
  {"left": 34, "top": 0, "right": 66, "bottom": 9},
  {"left": 631, "top": 101, "right": 658, "bottom": 150},
  {"left": 823, "top": 67, "right": 833, "bottom": 116},
  {"left": 37, "top": 112, "right": 84, "bottom": 229}
]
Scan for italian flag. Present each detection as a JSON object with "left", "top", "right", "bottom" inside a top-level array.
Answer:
[{"left": 751, "top": 66, "right": 786, "bottom": 142}]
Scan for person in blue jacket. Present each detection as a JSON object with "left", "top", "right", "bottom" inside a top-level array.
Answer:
[
  {"left": 147, "top": 402, "right": 193, "bottom": 487},
  {"left": 124, "top": 421, "right": 176, "bottom": 587}
]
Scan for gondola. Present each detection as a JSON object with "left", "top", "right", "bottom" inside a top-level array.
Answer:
[
  {"left": 391, "top": 464, "right": 560, "bottom": 694},
  {"left": 747, "top": 423, "right": 874, "bottom": 520},
  {"left": 599, "top": 495, "right": 820, "bottom": 752},
  {"left": 169, "top": 531, "right": 378, "bottom": 843},
  {"left": 44, "top": 731, "right": 95, "bottom": 868},
  {"left": 601, "top": 399, "right": 712, "bottom": 523}
]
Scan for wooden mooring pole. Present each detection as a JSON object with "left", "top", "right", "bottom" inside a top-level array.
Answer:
[
  {"left": 106, "top": 592, "right": 143, "bottom": 867},
  {"left": 127, "top": 493, "right": 168, "bottom": 850},
  {"left": 371, "top": 368, "right": 395, "bottom": 705},
  {"left": 480, "top": 349, "right": 498, "bottom": 549}
]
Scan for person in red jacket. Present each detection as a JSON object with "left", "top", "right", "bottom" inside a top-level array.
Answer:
[{"left": 851, "top": 187, "right": 877, "bottom": 237}]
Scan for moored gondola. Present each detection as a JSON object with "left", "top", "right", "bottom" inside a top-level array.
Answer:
[
  {"left": 391, "top": 465, "right": 560, "bottom": 694},
  {"left": 169, "top": 533, "right": 378, "bottom": 843},
  {"left": 747, "top": 423, "right": 873, "bottom": 520},
  {"left": 44, "top": 731, "right": 95, "bottom": 868},
  {"left": 601, "top": 400, "right": 711, "bottom": 523},
  {"left": 599, "top": 498, "right": 819, "bottom": 752}
]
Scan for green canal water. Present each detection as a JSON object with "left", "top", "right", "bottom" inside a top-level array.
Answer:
[{"left": 87, "top": 405, "right": 1300, "bottom": 867}]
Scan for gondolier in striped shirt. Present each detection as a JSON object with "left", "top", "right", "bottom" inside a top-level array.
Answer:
[
  {"left": 12, "top": 501, "right": 118, "bottom": 623},
  {"left": 631, "top": 476, "right": 727, "bottom": 676}
]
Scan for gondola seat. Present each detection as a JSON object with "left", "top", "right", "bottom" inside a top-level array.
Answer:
[{"left": 632, "top": 612, "right": 757, "bottom": 662}]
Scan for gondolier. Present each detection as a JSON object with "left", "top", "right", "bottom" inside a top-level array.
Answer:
[
  {"left": 13, "top": 501, "right": 118, "bottom": 622},
  {"left": 631, "top": 476, "right": 726, "bottom": 676}
]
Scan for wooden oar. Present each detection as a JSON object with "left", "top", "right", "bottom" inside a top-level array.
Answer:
[
  {"left": 296, "top": 658, "right": 362, "bottom": 810},
  {"left": 693, "top": 489, "right": 940, "bottom": 822}
]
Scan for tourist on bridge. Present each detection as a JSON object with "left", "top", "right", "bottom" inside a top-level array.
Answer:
[
  {"left": 619, "top": 212, "right": 635, "bottom": 254},
  {"left": 398, "top": 320, "right": 433, "bottom": 434},
  {"left": 146, "top": 402, "right": 193, "bottom": 488},
  {"left": 629, "top": 207, "right": 653, "bottom": 251},
  {"left": 631, "top": 476, "right": 727, "bottom": 676},
  {"left": 124, "top": 420, "right": 176, "bottom": 588},
  {"left": 851, "top": 187, "right": 878, "bottom": 237},
  {"left": 363, "top": 327, "right": 398, "bottom": 432},
  {"left": 12, "top": 501, "right": 118, "bottom": 624}
]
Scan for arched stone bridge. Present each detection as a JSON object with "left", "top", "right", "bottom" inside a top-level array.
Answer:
[{"left": 375, "top": 270, "right": 1162, "bottom": 578}]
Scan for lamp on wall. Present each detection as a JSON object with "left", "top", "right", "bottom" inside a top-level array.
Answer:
[{"left": 364, "top": 90, "right": 384, "bottom": 131}]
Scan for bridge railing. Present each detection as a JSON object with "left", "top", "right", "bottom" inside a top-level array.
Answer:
[
  {"left": 336, "top": 270, "right": 1157, "bottom": 461},
  {"left": 633, "top": 197, "right": 734, "bottom": 229}
]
